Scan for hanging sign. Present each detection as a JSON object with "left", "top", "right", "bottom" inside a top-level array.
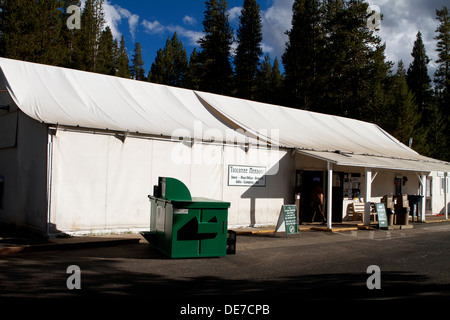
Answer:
[
  {"left": 228, "top": 165, "right": 266, "bottom": 187},
  {"left": 375, "top": 203, "right": 388, "bottom": 228},
  {"left": 275, "top": 205, "right": 299, "bottom": 237}
]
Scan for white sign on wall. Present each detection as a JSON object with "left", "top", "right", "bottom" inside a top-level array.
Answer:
[{"left": 228, "top": 165, "right": 266, "bottom": 187}]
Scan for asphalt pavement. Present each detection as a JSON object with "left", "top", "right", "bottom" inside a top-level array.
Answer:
[{"left": 1, "top": 218, "right": 450, "bottom": 316}]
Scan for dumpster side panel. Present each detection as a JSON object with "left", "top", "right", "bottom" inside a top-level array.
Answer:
[
  {"left": 172, "top": 208, "right": 202, "bottom": 258},
  {"left": 199, "top": 209, "right": 228, "bottom": 257}
]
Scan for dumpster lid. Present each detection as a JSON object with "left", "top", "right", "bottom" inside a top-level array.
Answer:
[{"left": 160, "top": 177, "right": 192, "bottom": 201}]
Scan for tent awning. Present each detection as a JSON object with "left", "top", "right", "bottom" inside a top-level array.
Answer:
[{"left": 297, "top": 149, "right": 450, "bottom": 172}]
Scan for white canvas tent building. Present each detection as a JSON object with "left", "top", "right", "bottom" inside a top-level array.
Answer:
[{"left": 0, "top": 58, "right": 449, "bottom": 235}]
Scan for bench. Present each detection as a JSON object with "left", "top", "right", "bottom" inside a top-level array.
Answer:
[
  {"left": 348, "top": 202, "right": 377, "bottom": 222},
  {"left": 349, "top": 202, "right": 365, "bottom": 221}
]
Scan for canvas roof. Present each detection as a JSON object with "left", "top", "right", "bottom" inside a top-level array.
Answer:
[
  {"left": 1, "top": 57, "right": 449, "bottom": 172},
  {"left": 0, "top": 57, "right": 249, "bottom": 143},
  {"left": 195, "top": 92, "right": 450, "bottom": 172}
]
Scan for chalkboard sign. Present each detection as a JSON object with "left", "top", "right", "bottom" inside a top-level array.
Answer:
[
  {"left": 375, "top": 203, "right": 388, "bottom": 228},
  {"left": 275, "top": 205, "right": 299, "bottom": 237}
]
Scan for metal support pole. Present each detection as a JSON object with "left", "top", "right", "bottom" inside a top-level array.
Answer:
[
  {"left": 364, "top": 168, "right": 372, "bottom": 226},
  {"left": 327, "top": 162, "right": 333, "bottom": 230},
  {"left": 421, "top": 174, "right": 427, "bottom": 222},
  {"left": 445, "top": 172, "right": 448, "bottom": 220}
]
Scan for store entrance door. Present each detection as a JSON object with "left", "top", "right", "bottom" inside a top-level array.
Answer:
[{"left": 295, "top": 171, "right": 324, "bottom": 223}]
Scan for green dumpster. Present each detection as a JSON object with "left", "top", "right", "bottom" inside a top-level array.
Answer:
[{"left": 141, "top": 177, "right": 231, "bottom": 258}]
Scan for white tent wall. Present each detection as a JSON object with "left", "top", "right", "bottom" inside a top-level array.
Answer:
[
  {"left": 221, "top": 146, "right": 294, "bottom": 227},
  {"left": 50, "top": 130, "right": 153, "bottom": 233},
  {"left": 49, "top": 129, "right": 292, "bottom": 234},
  {"left": 0, "top": 111, "right": 48, "bottom": 232},
  {"left": 430, "top": 171, "right": 449, "bottom": 216}
]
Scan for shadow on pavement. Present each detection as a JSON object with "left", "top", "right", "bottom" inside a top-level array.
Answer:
[{"left": 1, "top": 250, "right": 449, "bottom": 302}]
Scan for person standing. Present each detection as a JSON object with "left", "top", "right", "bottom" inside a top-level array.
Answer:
[{"left": 311, "top": 186, "right": 326, "bottom": 224}]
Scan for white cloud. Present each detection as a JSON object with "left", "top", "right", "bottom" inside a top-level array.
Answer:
[
  {"left": 258, "top": 0, "right": 444, "bottom": 76},
  {"left": 228, "top": 6, "right": 242, "bottom": 22},
  {"left": 183, "top": 15, "right": 197, "bottom": 26},
  {"left": 103, "top": 1, "right": 140, "bottom": 40},
  {"left": 142, "top": 19, "right": 165, "bottom": 35},
  {"left": 261, "top": 43, "right": 274, "bottom": 54},
  {"left": 116, "top": 7, "right": 139, "bottom": 40},
  {"left": 168, "top": 26, "right": 205, "bottom": 45},
  {"left": 142, "top": 20, "right": 204, "bottom": 46},
  {"left": 103, "top": 1, "right": 122, "bottom": 39},
  {"left": 368, "top": 0, "right": 441, "bottom": 75},
  {"left": 261, "top": 0, "right": 294, "bottom": 59}
]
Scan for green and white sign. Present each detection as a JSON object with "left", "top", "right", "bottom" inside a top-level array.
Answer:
[
  {"left": 275, "top": 205, "right": 299, "bottom": 237},
  {"left": 375, "top": 203, "right": 388, "bottom": 228}
]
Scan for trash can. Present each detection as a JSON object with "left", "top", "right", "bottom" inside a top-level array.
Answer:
[
  {"left": 395, "top": 208, "right": 410, "bottom": 225},
  {"left": 142, "top": 177, "right": 231, "bottom": 258},
  {"left": 394, "top": 194, "right": 410, "bottom": 225},
  {"left": 408, "top": 195, "right": 423, "bottom": 222},
  {"left": 227, "top": 230, "right": 236, "bottom": 255},
  {"left": 387, "top": 209, "right": 394, "bottom": 226},
  {"left": 381, "top": 195, "right": 395, "bottom": 226}
]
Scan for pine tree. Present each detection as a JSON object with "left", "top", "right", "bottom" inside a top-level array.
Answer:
[
  {"left": 367, "top": 43, "right": 393, "bottom": 128},
  {"left": 148, "top": 33, "right": 188, "bottom": 87},
  {"left": 96, "top": 26, "right": 115, "bottom": 75},
  {"left": 389, "top": 61, "right": 423, "bottom": 150},
  {"left": 185, "top": 48, "right": 201, "bottom": 90},
  {"left": 435, "top": 7, "right": 450, "bottom": 100},
  {"left": 234, "top": 0, "right": 263, "bottom": 100},
  {"left": 35, "top": 0, "right": 67, "bottom": 66},
  {"left": 255, "top": 54, "right": 274, "bottom": 103},
  {"left": 116, "top": 35, "right": 130, "bottom": 78},
  {"left": 407, "top": 32, "right": 432, "bottom": 121},
  {"left": 428, "top": 90, "right": 449, "bottom": 161},
  {"left": 74, "top": 0, "right": 105, "bottom": 71},
  {"left": 255, "top": 54, "right": 284, "bottom": 105},
  {"left": 131, "top": 42, "right": 146, "bottom": 80},
  {"left": 169, "top": 33, "right": 189, "bottom": 87},
  {"left": 323, "top": 0, "right": 385, "bottom": 119},
  {"left": 148, "top": 48, "right": 166, "bottom": 84},
  {"left": 283, "top": 0, "right": 325, "bottom": 110},
  {"left": 197, "top": 0, "right": 234, "bottom": 95},
  {"left": 0, "top": 0, "right": 39, "bottom": 61},
  {"left": 433, "top": 6, "right": 450, "bottom": 161},
  {"left": 271, "top": 57, "right": 284, "bottom": 104},
  {"left": 0, "top": 0, "right": 68, "bottom": 66}
]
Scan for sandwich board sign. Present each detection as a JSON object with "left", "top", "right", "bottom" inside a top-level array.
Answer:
[
  {"left": 275, "top": 205, "right": 299, "bottom": 237},
  {"left": 375, "top": 203, "right": 388, "bottom": 228}
]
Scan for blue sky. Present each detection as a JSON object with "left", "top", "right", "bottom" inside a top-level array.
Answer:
[{"left": 99, "top": 0, "right": 448, "bottom": 77}]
